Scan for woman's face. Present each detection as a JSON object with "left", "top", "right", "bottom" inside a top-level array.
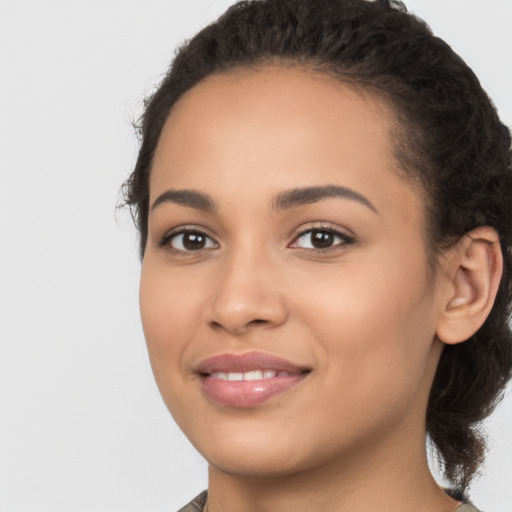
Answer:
[{"left": 140, "top": 67, "right": 447, "bottom": 477}]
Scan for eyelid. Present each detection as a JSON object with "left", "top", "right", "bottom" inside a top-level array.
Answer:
[
  {"left": 288, "top": 223, "right": 355, "bottom": 250},
  {"left": 156, "top": 222, "right": 353, "bottom": 253},
  {"left": 159, "top": 225, "right": 219, "bottom": 252}
]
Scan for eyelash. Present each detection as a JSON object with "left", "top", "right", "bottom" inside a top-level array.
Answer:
[
  {"left": 159, "top": 228, "right": 218, "bottom": 253},
  {"left": 159, "top": 225, "right": 354, "bottom": 254},
  {"left": 289, "top": 226, "right": 354, "bottom": 252}
]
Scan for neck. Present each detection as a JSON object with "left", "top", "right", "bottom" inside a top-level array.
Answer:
[{"left": 206, "top": 423, "right": 459, "bottom": 512}]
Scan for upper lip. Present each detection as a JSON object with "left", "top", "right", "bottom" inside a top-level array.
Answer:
[{"left": 195, "top": 351, "right": 311, "bottom": 375}]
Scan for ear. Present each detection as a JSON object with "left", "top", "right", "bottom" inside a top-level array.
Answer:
[{"left": 436, "top": 226, "right": 503, "bottom": 345}]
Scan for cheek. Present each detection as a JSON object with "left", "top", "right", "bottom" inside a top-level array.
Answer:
[
  {"left": 139, "top": 261, "right": 202, "bottom": 381},
  {"left": 295, "top": 251, "right": 438, "bottom": 402}
]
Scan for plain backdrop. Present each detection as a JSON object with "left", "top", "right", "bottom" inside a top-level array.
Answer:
[{"left": 0, "top": 1, "right": 511, "bottom": 511}]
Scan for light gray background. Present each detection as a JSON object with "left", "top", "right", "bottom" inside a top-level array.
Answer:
[{"left": 0, "top": 1, "right": 511, "bottom": 511}]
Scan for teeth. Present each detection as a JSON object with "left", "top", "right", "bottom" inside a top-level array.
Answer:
[
  {"left": 244, "top": 370, "right": 264, "bottom": 381},
  {"left": 210, "top": 370, "right": 286, "bottom": 381}
]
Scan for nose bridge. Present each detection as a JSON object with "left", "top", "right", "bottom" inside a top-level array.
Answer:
[{"left": 206, "top": 237, "right": 288, "bottom": 333}]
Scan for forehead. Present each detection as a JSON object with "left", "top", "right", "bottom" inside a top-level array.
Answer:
[
  {"left": 158, "top": 65, "right": 395, "bottom": 161},
  {"left": 150, "top": 65, "right": 421, "bottom": 223},
  {"left": 169, "top": 64, "right": 393, "bottom": 124}
]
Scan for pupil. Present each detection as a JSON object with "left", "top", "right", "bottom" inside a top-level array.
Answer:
[
  {"left": 311, "top": 230, "right": 333, "bottom": 248},
  {"left": 183, "top": 232, "right": 205, "bottom": 250}
]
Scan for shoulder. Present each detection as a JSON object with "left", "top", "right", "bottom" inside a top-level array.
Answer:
[
  {"left": 177, "top": 491, "right": 208, "bottom": 512},
  {"left": 175, "top": 490, "right": 486, "bottom": 512},
  {"left": 455, "top": 504, "right": 482, "bottom": 512},
  {"left": 445, "top": 489, "right": 482, "bottom": 512}
]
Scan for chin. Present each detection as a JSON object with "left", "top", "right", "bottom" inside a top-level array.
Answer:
[
  {"left": 207, "top": 448, "right": 313, "bottom": 479},
  {"left": 182, "top": 419, "right": 316, "bottom": 477}
]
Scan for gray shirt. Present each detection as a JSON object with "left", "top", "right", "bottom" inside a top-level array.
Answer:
[{"left": 177, "top": 491, "right": 482, "bottom": 512}]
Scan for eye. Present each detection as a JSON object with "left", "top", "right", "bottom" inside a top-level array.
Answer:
[
  {"left": 162, "top": 229, "right": 218, "bottom": 252},
  {"left": 290, "top": 228, "right": 353, "bottom": 250}
]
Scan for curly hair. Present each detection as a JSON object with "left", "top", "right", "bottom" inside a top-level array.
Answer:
[{"left": 123, "top": 0, "right": 512, "bottom": 493}]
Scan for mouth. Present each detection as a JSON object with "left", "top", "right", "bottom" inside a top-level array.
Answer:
[
  {"left": 195, "top": 352, "right": 311, "bottom": 408},
  {"left": 209, "top": 369, "right": 298, "bottom": 381}
]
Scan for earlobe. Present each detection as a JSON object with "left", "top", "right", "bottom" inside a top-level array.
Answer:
[{"left": 436, "top": 226, "right": 503, "bottom": 345}]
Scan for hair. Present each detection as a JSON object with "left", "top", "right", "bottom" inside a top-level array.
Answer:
[{"left": 123, "top": 0, "right": 512, "bottom": 493}]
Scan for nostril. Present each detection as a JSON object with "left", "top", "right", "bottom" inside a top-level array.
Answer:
[
  {"left": 206, "top": 293, "right": 288, "bottom": 333},
  {"left": 208, "top": 317, "right": 270, "bottom": 333}
]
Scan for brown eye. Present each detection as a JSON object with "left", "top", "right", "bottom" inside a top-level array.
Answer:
[
  {"left": 291, "top": 228, "right": 353, "bottom": 250},
  {"left": 166, "top": 230, "right": 217, "bottom": 252},
  {"left": 309, "top": 230, "right": 336, "bottom": 249}
]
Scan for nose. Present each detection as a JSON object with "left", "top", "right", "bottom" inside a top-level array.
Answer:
[{"left": 205, "top": 249, "right": 289, "bottom": 335}]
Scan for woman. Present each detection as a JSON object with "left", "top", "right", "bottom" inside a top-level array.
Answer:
[{"left": 123, "top": 0, "right": 512, "bottom": 510}]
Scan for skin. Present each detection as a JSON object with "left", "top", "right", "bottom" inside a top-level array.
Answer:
[{"left": 140, "top": 66, "right": 465, "bottom": 512}]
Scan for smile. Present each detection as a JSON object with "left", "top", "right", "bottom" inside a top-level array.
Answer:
[
  {"left": 210, "top": 370, "right": 292, "bottom": 381},
  {"left": 196, "top": 352, "right": 311, "bottom": 408}
]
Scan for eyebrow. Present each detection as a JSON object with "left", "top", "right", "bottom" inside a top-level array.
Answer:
[
  {"left": 273, "top": 185, "right": 377, "bottom": 213},
  {"left": 150, "top": 184, "right": 377, "bottom": 214},
  {"left": 151, "top": 189, "right": 215, "bottom": 212}
]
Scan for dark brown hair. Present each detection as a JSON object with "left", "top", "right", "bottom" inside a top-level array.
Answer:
[{"left": 123, "top": 0, "right": 512, "bottom": 493}]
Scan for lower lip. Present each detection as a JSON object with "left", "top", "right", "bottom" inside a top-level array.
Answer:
[{"left": 200, "top": 374, "right": 307, "bottom": 408}]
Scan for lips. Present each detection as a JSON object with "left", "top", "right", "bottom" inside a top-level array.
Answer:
[{"left": 196, "top": 352, "right": 311, "bottom": 408}]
